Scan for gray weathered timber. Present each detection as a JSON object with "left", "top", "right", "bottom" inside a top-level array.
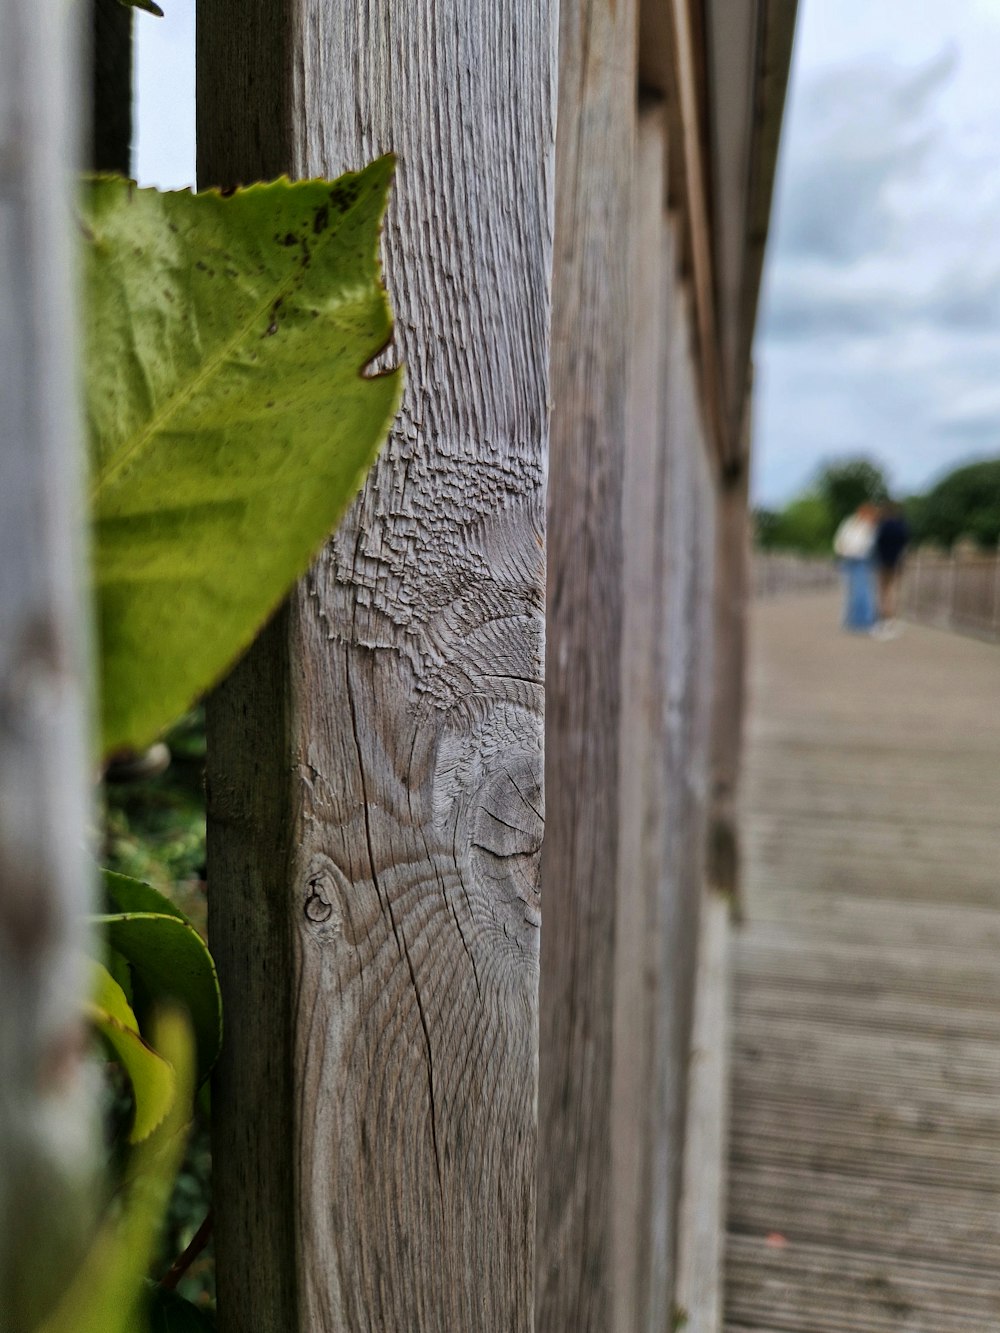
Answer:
[
  {"left": 611, "top": 100, "right": 668, "bottom": 1333},
  {"left": 725, "top": 592, "right": 1000, "bottom": 1332},
  {"left": 706, "top": 450, "right": 749, "bottom": 902},
  {"left": 0, "top": 0, "right": 93, "bottom": 1324},
  {"left": 903, "top": 549, "right": 1000, "bottom": 642},
  {"left": 199, "top": 2, "right": 556, "bottom": 1329},
  {"left": 535, "top": 0, "right": 637, "bottom": 1325},
  {"left": 654, "top": 261, "right": 717, "bottom": 1327},
  {"left": 704, "top": 0, "right": 757, "bottom": 426},
  {"left": 675, "top": 891, "right": 731, "bottom": 1333}
]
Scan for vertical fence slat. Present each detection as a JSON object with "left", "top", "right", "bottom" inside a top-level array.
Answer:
[
  {"left": 611, "top": 99, "right": 667, "bottom": 1333},
  {"left": 199, "top": 2, "right": 557, "bottom": 1328},
  {"left": 0, "top": 0, "right": 92, "bottom": 1322},
  {"left": 657, "top": 267, "right": 707, "bottom": 1321},
  {"left": 707, "top": 448, "right": 749, "bottom": 901},
  {"left": 535, "top": 0, "right": 638, "bottom": 1324},
  {"left": 90, "top": 0, "right": 132, "bottom": 176}
]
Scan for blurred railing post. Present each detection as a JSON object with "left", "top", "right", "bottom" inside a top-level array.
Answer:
[{"left": 0, "top": 0, "right": 94, "bottom": 1324}]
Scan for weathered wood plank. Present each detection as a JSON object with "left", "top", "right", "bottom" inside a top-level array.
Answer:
[
  {"left": 706, "top": 438, "right": 749, "bottom": 902},
  {"left": 725, "top": 594, "right": 1000, "bottom": 1328},
  {"left": 674, "top": 891, "right": 731, "bottom": 1333},
  {"left": 90, "top": 0, "right": 132, "bottom": 176},
  {"left": 730, "top": 1163, "right": 1000, "bottom": 1269},
  {"left": 535, "top": 0, "right": 637, "bottom": 1323},
  {"left": 0, "top": 0, "right": 93, "bottom": 1324},
  {"left": 199, "top": 2, "right": 557, "bottom": 1328},
  {"left": 610, "top": 99, "right": 667, "bottom": 1333},
  {"left": 665, "top": 0, "right": 726, "bottom": 461},
  {"left": 653, "top": 259, "right": 718, "bottom": 1322},
  {"left": 727, "top": 1235, "right": 1000, "bottom": 1333}
]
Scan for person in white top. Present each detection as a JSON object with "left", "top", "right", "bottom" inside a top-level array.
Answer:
[{"left": 833, "top": 503, "right": 878, "bottom": 630}]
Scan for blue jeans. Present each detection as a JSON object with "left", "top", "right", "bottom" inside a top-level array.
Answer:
[{"left": 841, "top": 558, "right": 876, "bottom": 630}]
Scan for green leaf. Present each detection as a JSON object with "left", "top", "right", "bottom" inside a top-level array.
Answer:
[
  {"left": 39, "top": 1012, "right": 195, "bottom": 1333},
  {"left": 94, "top": 910, "right": 221, "bottom": 1085},
  {"left": 84, "top": 160, "right": 403, "bottom": 757},
  {"left": 88, "top": 962, "right": 176, "bottom": 1143},
  {"left": 147, "top": 1285, "right": 216, "bottom": 1331},
  {"left": 104, "top": 868, "right": 189, "bottom": 924}
]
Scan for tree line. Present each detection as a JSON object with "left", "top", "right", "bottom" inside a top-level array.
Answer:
[{"left": 755, "top": 457, "right": 1000, "bottom": 554}]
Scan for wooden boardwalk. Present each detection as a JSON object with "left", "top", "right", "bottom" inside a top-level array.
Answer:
[{"left": 725, "top": 592, "right": 1000, "bottom": 1332}]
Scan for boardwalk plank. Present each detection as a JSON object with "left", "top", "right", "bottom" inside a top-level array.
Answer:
[{"left": 725, "top": 592, "right": 1000, "bottom": 1330}]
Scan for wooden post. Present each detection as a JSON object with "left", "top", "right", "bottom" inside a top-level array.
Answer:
[
  {"left": 657, "top": 263, "right": 712, "bottom": 1323},
  {"left": 535, "top": 0, "right": 637, "bottom": 1325},
  {"left": 198, "top": 2, "right": 557, "bottom": 1328},
  {"left": 707, "top": 420, "right": 750, "bottom": 907},
  {"left": 90, "top": 0, "right": 132, "bottom": 176},
  {"left": 0, "top": 0, "right": 94, "bottom": 1325},
  {"left": 611, "top": 98, "right": 668, "bottom": 1333}
]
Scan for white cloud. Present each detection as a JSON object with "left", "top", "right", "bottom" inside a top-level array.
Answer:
[{"left": 754, "top": 0, "right": 1000, "bottom": 504}]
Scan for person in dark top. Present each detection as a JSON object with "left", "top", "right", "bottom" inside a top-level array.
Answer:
[{"left": 874, "top": 502, "right": 910, "bottom": 632}]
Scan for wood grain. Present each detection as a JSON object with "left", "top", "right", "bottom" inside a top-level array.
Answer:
[
  {"left": 655, "top": 260, "right": 718, "bottom": 1326},
  {"left": 610, "top": 101, "right": 668, "bottom": 1333},
  {"left": 535, "top": 0, "right": 637, "bottom": 1326},
  {"left": 199, "top": 2, "right": 556, "bottom": 1328},
  {"left": 665, "top": 0, "right": 726, "bottom": 463},
  {"left": 675, "top": 892, "right": 731, "bottom": 1333},
  {"left": 0, "top": 0, "right": 93, "bottom": 1323},
  {"left": 726, "top": 592, "right": 1000, "bottom": 1331}
]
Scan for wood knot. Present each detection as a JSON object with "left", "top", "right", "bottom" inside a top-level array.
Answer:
[
  {"left": 300, "top": 856, "right": 348, "bottom": 941},
  {"left": 304, "top": 882, "right": 333, "bottom": 923}
]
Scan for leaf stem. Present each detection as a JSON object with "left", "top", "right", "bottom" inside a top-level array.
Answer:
[{"left": 160, "top": 1209, "right": 214, "bottom": 1291}]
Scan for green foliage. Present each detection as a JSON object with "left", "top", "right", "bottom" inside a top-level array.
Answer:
[
  {"left": 38, "top": 1013, "right": 194, "bottom": 1333},
  {"left": 770, "top": 493, "right": 834, "bottom": 554},
  {"left": 103, "top": 710, "right": 207, "bottom": 934},
  {"left": 911, "top": 458, "right": 1000, "bottom": 548},
  {"left": 754, "top": 493, "right": 836, "bottom": 554},
  {"left": 753, "top": 508, "right": 781, "bottom": 549},
  {"left": 84, "top": 162, "right": 403, "bottom": 757},
  {"left": 98, "top": 872, "right": 222, "bottom": 1085},
  {"left": 69, "top": 152, "right": 402, "bottom": 1331},
  {"left": 89, "top": 963, "right": 177, "bottom": 1143},
  {"left": 816, "top": 457, "right": 888, "bottom": 526},
  {"left": 101, "top": 714, "right": 214, "bottom": 1308}
]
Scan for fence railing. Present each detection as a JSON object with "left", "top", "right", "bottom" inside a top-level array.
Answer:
[
  {"left": 753, "top": 552, "right": 839, "bottom": 597},
  {"left": 903, "top": 548, "right": 1000, "bottom": 642},
  {"left": 754, "top": 548, "right": 1000, "bottom": 644}
]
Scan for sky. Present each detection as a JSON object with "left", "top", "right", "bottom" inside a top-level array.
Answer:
[
  {"left": 754, "top": 0, "right": 1000, "bottom": 505},
  {"left": 132, "top": 1, "right": 1000, "bottom": 507},
  {"left": 133, "top": 0, "right": 195, "bottom": 191}
]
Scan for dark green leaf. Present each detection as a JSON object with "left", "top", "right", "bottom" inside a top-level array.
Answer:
[
  {"left": 104, "top": 868, "right": 188, "bottom": 924},
  {"left": 148, "top": 1285, "right": 216, "bottom": 1331},
  {"left": 94, "top": 911, "right": 221, "bottom": 1084}
]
